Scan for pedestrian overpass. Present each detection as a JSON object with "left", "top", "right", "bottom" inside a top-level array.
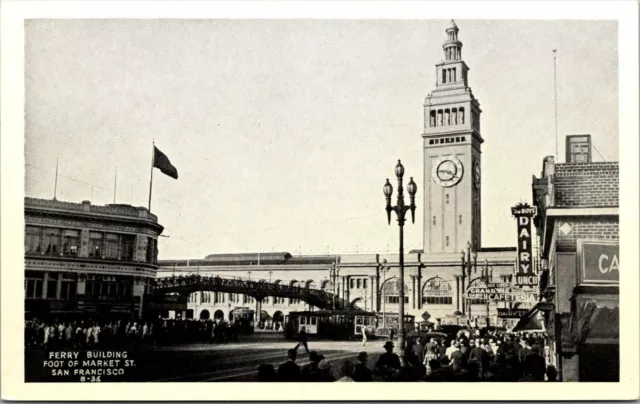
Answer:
[{"left": 152, "top": 274, "right": 359, "bottom": 311}]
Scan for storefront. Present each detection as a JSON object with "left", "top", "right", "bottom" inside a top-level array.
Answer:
[{"left": 569, "top": 240, "right": 619, "bottom": 381}]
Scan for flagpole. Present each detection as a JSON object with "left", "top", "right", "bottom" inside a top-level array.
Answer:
[
  {"left": 113, "top": 166, "right": 117, "bottom": 204},
  {"left": 53, "top": 157, "right": 59, "bottom": 201},
  {"left": 148, "top": 141, "right": 154, "bottom": 211}
]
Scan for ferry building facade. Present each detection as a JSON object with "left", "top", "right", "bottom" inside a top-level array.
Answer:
[{"left": 157, "top": 21, "right": 527, "bottom": 326}]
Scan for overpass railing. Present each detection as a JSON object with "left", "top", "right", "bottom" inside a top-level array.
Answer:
[{"left": 153, "top": 274, "right": 357, "bottom": 311}]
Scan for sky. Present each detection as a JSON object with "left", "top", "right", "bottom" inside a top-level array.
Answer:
[{"left": 24, "top": 19, "right": 619, "bottom": 259}]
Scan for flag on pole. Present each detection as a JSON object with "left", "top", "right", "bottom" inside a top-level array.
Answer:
[{"left": 153, "top": 146, "right": 178, "bottom": 179}]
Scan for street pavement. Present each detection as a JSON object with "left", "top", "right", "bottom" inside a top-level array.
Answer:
[{"left": 143, "top": 337, "right": 384, "bottom": 382}]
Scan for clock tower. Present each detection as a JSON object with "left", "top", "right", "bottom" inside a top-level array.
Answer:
[{"left": 422, "top": 20, "right": 483, "bottom": 254}]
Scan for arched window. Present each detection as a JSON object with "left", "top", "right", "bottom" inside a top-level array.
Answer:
[
  {"left": 430, "top": 111, "right": 436, "bottom": 127},
  {"left": 381, "top": 279, "right": 409, "bottom": 304},
  {"left": 422, "top": 277, "right": 453, "bottom": 305},
  {"left": 459, "top": 108, "right": 465, "bottom": 124}
]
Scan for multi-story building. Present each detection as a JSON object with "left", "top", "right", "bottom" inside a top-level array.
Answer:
[
  {"left": 156, "top": 20, "right": 524, "bottom": 328},
  {"left": 532, "top": 149, "right": 619, "bottom": 381},
  {"left": 24, "top": 197, "right": 164, "bottom": 319}
]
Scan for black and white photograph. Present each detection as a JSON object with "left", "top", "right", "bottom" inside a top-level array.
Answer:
[{"left": 1, "top": 0, "right": 639, "bottom": 401}]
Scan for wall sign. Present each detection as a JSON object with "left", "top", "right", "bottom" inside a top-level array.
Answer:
[
  {"left": 466, "top": 289, "right": 538, "bottom": 302},
  {"left": 511, "top": 203, "right": 537, "bottom": 283},
  {"left": 577, "top": 240, "right": 619, "bottom": 286},
  {"left": 558, "top": 313, "right": 577, "bottom": 354},
  {"left": 497, "top": 308, "right": 529, "bottom": 318},
  {"left": 538, "top": 302, "right": 555, "bottom": 312}
]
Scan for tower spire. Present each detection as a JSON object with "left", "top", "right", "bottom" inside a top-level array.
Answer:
[{"left": 444, "top": 19, "right": 463, "bottom": 61}]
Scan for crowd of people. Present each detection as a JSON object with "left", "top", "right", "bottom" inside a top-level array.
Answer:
[
  {"left": 24, "top": 317, "right": 253, "bottom": 349},
  {"left": 256, "top": 329, "right": 558, "bottom": 382}
]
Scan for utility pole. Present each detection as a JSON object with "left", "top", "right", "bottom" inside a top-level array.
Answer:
[{"left": 553, "top": 49, "right": 558, "bottom": 162}]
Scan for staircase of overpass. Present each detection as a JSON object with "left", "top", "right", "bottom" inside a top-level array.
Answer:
[{"left": 152, "top": 274, "right": 360, "bottom": 311}]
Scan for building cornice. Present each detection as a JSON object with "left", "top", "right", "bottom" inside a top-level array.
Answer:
[
  {"left": 26, "top": 207, "right": 164, "bottom": 234},
  {"left": 25, "top": 256, "right": 158, "bottom": 278},
  {"left": 546, "top": 207, "right": 618, "bottom": 217}
]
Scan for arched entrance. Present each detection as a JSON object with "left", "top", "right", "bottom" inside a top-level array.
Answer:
[
  {"left": 199, "top": 309, "right": 211, "bottom": 320},
  {"left": 422, "top": 276, "right": 453, "bottom": 305},
  {"left": 229, "top": 309, "right": 234, "bottom": 322},
  {"left": 351, "top": 297, "right": 363, "bottom": 307},
  {"left": 214, "top": 309, "right": 224, "bottom": 320},
  {"left": 381, "top": 278, "right": 409, "bottom": 305}
]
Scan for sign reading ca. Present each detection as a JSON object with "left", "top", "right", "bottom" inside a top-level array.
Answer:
[{"left": 579, "top": 240, "right": 619, "bottom": 285}]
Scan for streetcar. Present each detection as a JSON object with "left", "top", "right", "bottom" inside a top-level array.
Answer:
[
  {"left": 373, "top": 312, "right": 415, "bottom": 338},
  {"left": 284, "top": 310, "right": 377, "bottom": 340},
  {"left": 230, "top": 307, "right": 255, "bottom": 334}
]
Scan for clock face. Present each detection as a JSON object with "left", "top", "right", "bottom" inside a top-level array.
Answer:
[
  {"left": 473, "top": 159, "right": 481, "bottom": 189},
  {"left": 431, "top": 156, "right": 464, "bottom": 187}
]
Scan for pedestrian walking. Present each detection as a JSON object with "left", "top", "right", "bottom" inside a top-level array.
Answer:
[
  {"left": 294, "top": 326, "right": 310, "bottom": 354},
  {"left": 361, "top": 326, "right": 367, "bottom": 347}
]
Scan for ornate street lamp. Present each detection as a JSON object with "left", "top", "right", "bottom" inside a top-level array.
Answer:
[
  {"left": 460, "top": 241, "right": 478, "bottom": 316},
  {"left": 329, "top": 261, "right": 340, "bottom": 310},
  {"left": 480, "top": 258, "right": 494, "bottom": 327},
  {"left": 383, "top": 159, "right": 417, "bottom": 366},
  {"left": 380, "top": 259, "right": 392, "bottom": 328}
]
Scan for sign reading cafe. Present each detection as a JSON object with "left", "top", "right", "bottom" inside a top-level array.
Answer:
[
  {"left": 577, "top": 240, "right": 619, "bottom": 285},
  {"left": 511, "top": 203, "right": 537, "bottom": 285}
]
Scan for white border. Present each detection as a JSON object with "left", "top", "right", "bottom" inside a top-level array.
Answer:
[{"left": 2, "top": 0, "right": 639, "bottom": 401}]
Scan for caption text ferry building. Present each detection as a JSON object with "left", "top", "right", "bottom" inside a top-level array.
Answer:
[{"left": 157, "top": 21, "right": 525, "bottom": 327}]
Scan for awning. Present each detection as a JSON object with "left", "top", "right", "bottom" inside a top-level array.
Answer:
[
  {"left": 573, "top": 294, "right": 619, "bottom": 343},
  {"left": 513, "top": 302, "right": 546, "bottom": 332}
]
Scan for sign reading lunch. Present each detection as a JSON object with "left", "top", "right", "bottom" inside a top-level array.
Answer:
[
  {"left": 579, "top": 240, "right": 619, "bottom": 285},
  {"left": 511, "top": 203, "right": 537, "bottom": 283}
]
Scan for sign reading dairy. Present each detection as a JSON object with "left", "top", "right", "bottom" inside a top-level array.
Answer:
[
  {"left": 511, "top": 203, "right": 537, "bottom": 281},
  {"left": 578, "top": 240, "right": 619, "bottom": 285}
]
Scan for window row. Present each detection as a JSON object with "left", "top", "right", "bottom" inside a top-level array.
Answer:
[
  {"left": 445, "top": 47, "right": 460, "bottom": 61},
  {"left": 385, "top": 296, "right": 410, "bottom": 304},
  {"left": 428, "top": 136, "right": 467, "bottom": 145},
  {"left": 349, "top": 278, "right": 368, "bottom": 289},
  {"left": 25, "top": 226, "right": 146, "bottom": 262},
  {"left": 26, "top": 227, "right": 82, "bottom": 257},
  {"left": 429, "top": 108, "right": 465, "bottom": 127},
  {"left": 25, "top": 271, "right": 77, "bottom": 300},
  {"left": 442, "top": 67, "right": 457, "bottom": 83},
  {"left": 85, "top": 281, "right": 132, "bottom": 297},
  {"left": 89, "top": 231, "right": 137, "bottom": 261},
  {"left": 422, "top": 296, "right": 453, "bottom": 305}
]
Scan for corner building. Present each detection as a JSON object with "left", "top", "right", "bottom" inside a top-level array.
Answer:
[
  {"left": 532, "top": 157, "right": 619, "bottom": 381},
  {"left": 24, "top": 198, "right": 163, "bottom": 319},
  {"left": 157, "top": 21, "right": 521, "bottom": 327}
]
